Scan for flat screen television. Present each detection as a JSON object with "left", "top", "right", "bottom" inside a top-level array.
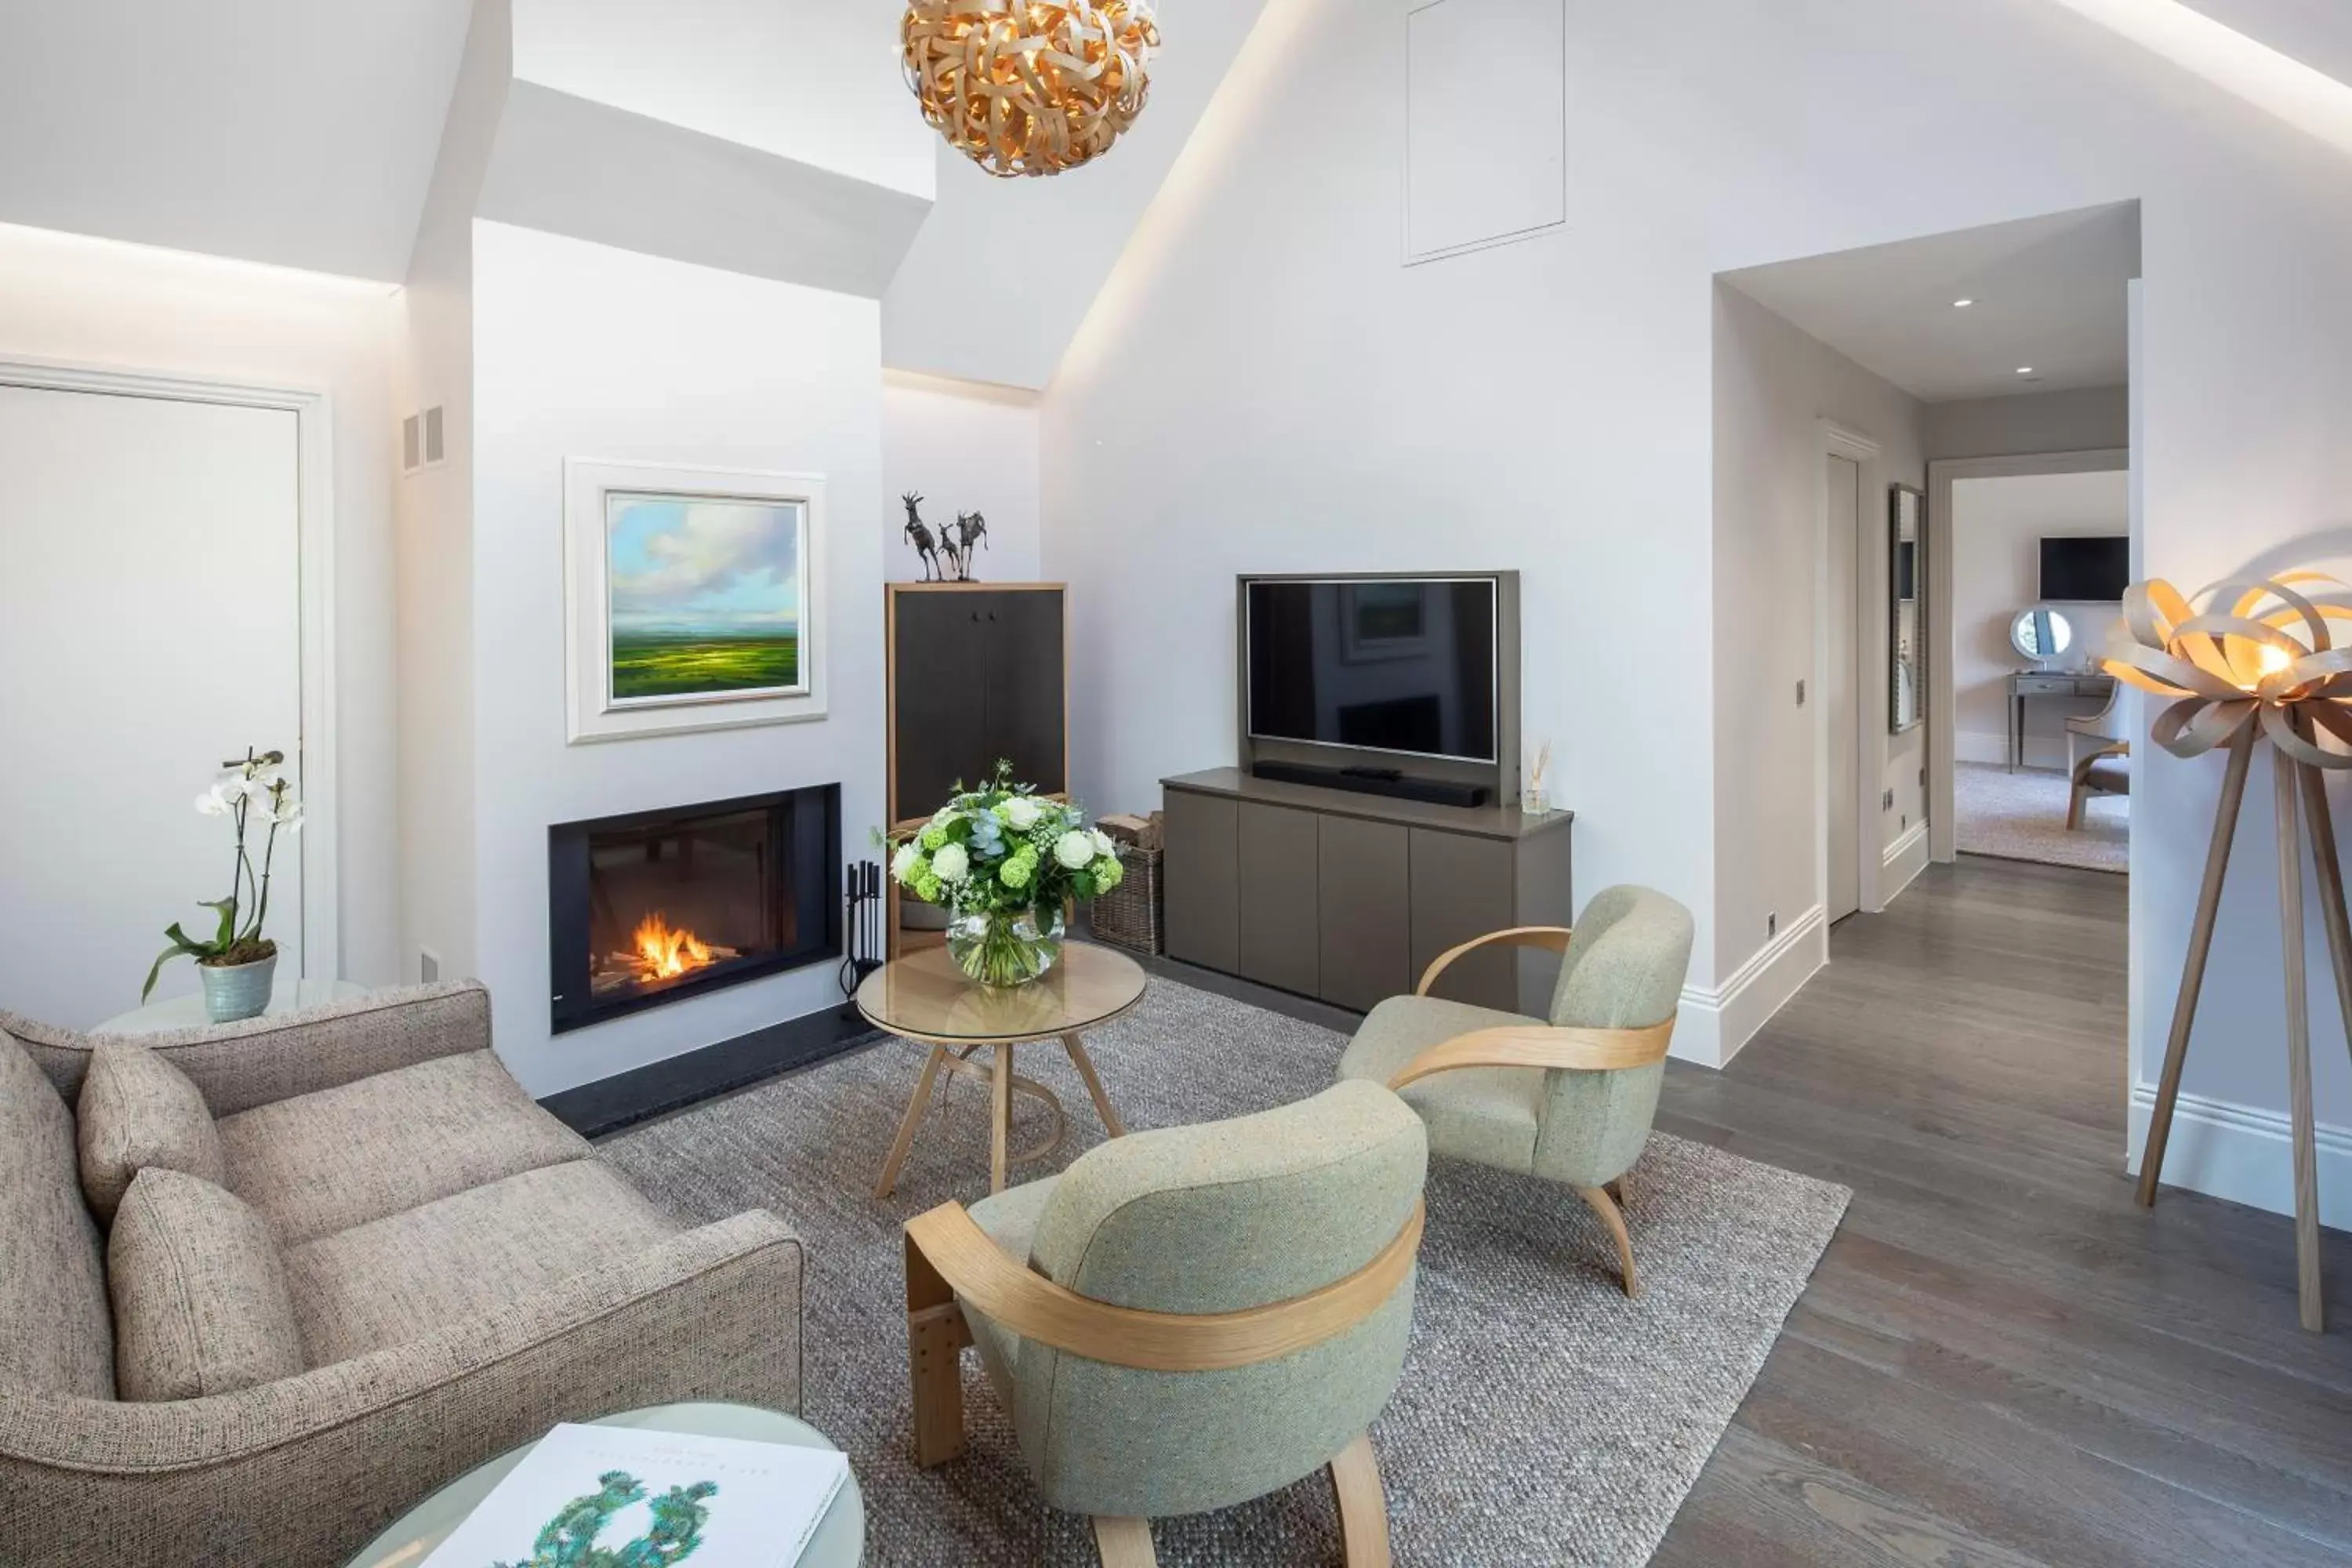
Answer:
[
  {"left": 1244, "top": 576, "right": 1500, "bottom": 764},
  {"left": 2039, "top": 535, "right": 2129, "bottom": 601}
]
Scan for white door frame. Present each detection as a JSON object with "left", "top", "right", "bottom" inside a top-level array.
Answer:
[
  {"left": 1820, "top": 422, "right": 1883, "bottom": 923},
  {"left": 0, "top": 355, "right": 340, "bottom": 978},
  {"left": 1926, "top": 446, "right": 2129, "bottom": 863}
]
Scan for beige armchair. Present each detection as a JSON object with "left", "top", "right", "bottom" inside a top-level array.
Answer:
[
  {"left": 903, "top": 1080, "right": 1428, "bottom": 1567},
  {"left": 1337, "top": 885, "right": 1694, "bottom": 1294}
]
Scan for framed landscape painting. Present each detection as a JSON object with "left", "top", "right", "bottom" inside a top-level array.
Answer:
[{"left": 564, "top": 459, "right": 828, "bottom": 743}]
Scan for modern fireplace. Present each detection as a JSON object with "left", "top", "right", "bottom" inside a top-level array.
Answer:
[{"left": 548, "top": 784, "right": 840, "bottom": 1034}]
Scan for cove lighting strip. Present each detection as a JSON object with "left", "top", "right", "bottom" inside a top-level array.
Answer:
[{"left": 2042, "top": 0, "right": 2352, "bottom": 158}]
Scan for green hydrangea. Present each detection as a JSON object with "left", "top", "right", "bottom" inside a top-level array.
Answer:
[
  {"left": 915, "top": 873, "right": 943, "bottom": 902},
  {"left": 1094, "top": 855, "right": 1124, "bottom": 892},
  {"left": 920, "top": 824, "right": 949, "bottom": 850},
  {"left": 1000, "top": 847, "right": 1038, "bottom": 890}
]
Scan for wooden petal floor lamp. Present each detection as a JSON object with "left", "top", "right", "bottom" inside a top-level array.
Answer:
[{"left": 2108, "top": 572, "right": 2352, "bottom": 1334}]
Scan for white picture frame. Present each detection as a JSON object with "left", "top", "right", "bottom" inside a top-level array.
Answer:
[{"left": 564, "top": 459, "right": 829, "bottom": 744}]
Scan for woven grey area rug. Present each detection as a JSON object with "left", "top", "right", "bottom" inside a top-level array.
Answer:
[
  {"left": 601, "top": 977, "right": 1849, "bottom": 1567},
  {"left": 1956, "top": 760, "right": 2128, "bottom": 873}
]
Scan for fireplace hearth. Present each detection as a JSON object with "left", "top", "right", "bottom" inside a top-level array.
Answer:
[{"left": 549, "top": 785, "right": 840, "bottom": 1034}]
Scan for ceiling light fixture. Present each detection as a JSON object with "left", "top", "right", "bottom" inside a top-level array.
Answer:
[
  {"left": 1953, "top": 298, "right": 1976, "bottom": 308},
  {"left": 902, "top": 1, "right": 1161, "bottom": 178},
  {"left": 2017, "top": 366, "right": 2037, "bottom": 375}
]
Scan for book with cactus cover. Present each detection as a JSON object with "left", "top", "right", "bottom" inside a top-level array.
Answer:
[{"left": 419, "top": 1421, "right": 850, "bottom": 1568}]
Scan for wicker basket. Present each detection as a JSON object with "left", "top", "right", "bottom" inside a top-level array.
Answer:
[{"left": 1089, "top": 843, "right": 1164, "bottom": 956}]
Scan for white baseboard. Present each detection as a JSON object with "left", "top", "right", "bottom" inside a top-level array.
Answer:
[
  {"left": 1880, "top": 821, "right": 1929, "bottom": 902},
  {"left": 2128, "top": 1083, "right": 2352, "bottom": 1222},
  {"left": 1672, "top": 904, "right": 1826, "bottom": 1069}
]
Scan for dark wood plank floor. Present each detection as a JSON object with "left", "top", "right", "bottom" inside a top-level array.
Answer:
[
  {"left": 1145, "top": 853, "right": 2352, "bottom": 1563},
  {"left": 1653, "top": 855, "right": 2352, "bottom": 1567}
]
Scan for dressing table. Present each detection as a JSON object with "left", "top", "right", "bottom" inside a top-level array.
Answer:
[{"left": 2005, "top": 606, "right": 2116, "bottom": 771}]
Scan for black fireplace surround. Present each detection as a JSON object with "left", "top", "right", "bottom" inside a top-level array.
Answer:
[{"left": 549, "top": 784, "right": 840, "bottom": 1035}]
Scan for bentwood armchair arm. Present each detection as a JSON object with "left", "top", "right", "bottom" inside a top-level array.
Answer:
[
  {"left": 1414, "top": 926, "right": 1573, "bottom": 996},
  {"left": 1385, "top": 1016, "right": 1676, "bottom": 1090}
]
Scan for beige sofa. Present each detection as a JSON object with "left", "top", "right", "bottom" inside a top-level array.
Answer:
[{"left": 0, "top": 982, "right": 804, "bottom": 1568}]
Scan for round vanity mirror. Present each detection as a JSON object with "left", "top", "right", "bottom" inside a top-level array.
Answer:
[{"left": 2011, "top": 607, "right": 2074, "bottom": 661}]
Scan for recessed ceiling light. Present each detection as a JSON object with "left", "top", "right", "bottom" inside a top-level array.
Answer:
[
  {"left": 1953, "top": 298, "right": 1976, "bottom": 308},
  {"left": 2016, "top": 365, "right": 2036, "bottom": 375}
]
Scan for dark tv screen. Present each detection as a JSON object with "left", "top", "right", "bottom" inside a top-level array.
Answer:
[
  {"left": 2040, "top": 535, "right": 2128, "bottom": 601},
  {"left": 1246, "top": 578, "right": 1499, "bottom": 764}
]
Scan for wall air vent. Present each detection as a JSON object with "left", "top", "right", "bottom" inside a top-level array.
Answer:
[{"left": 401, "top": 407, "right": 448, "bottom": 476}]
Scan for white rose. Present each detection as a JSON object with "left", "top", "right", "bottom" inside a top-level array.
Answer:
[
  {"left": 1002, "top": 797, "right": 1041, "bottom": 830},
  {"left": 891, "top": 843, "right": 923, "bottom": 883},
  {"left": 1092, "top": 829, "right": 1116, "bottom": 858},
  {"left": 1054, "top": 830, "right": 1096, "bottom": 869},
  {"left": 931, "top": 842, "right": 971, "bottom": 883}
]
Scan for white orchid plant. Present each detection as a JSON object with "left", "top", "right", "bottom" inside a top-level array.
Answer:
[
  {"left": 888, "top": 760, "right": 1124, "bottom": 917},
  {"left": 143, "top": 747, "right": 304, "bottom": 1000}
]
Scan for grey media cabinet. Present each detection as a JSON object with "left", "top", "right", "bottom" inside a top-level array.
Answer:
[{"left": 1161, "top": 768, "right": 1574, "bottom": 1015}]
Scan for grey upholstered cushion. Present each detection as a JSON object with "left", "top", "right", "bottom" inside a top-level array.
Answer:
[
  {"left": 960, "top": 1080, "right": 1427, "bottom": 1519},
  {"left": 284, "top": 1160, "right": 678, "bottom": 1367},
  {"left": 0, "top": 1028, "right": 114, "bottom": 1399},
  {"left": 1337, "top": 885, "right": 1694, "bottom": 1189},
  {"left": 216, "top": 1050, "right": 591, "bottom": 1245},
  {"left": 9, "top": 982, "right": 494, "bottom": 1112},
  {"left": 1533, "top": 885, "right": 1693, "bottom": 1186},
  {"left": 107, "top": 1168, "right": 304, "bottom": 1402},
  {"left": 77, "top": 1041, "right": 227, "bottom": 1223},
  {"left": 961, "top": 1174, "right": 1059, "bottom": 1405},
  {"left": 1337, "top": 995, "right": 1547, "bottom": 1172}
]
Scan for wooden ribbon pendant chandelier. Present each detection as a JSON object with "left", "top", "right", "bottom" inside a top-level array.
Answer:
[{"left": 902, "top": 0, "right": 1160, "bottom": 178}]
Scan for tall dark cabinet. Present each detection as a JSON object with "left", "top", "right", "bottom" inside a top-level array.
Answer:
[{"left": 887, "top": 583, "right": 1069, "bottom": 953}]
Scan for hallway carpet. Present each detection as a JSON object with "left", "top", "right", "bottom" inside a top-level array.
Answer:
[
  {"left": 602, "top": 977, "right": 1849, "bottom": 1567},
  {"left": 1955, "top": 760, "right": 2127, "bottom": 873}
]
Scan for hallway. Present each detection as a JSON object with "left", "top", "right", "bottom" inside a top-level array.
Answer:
[{"left": 1656, "top": 855, "right": 2352, "bottom": 1565}]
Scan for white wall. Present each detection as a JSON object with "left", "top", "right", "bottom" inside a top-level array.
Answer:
[
  {"left": 1712, "top": 283, "right": 1927, "bottom": 999},
  {"left": 508, "top": 0, "right": 931, "bottom": 201},
  {"left": 0, "top": 223, "right": 403, "bottom": 989},
  {"left": 1951, "top": 470, "right": 2130, "bottom": 767},
  {"left": 881, "top": 371, "right": 1043, "bottom": 583},
  {"left": 467, "top": 221, "right": 887, "bottom": 1097},
  {"left": 1926, "top": 384, "right": 2129, "bottom": 459},
  {"left": 1037, "top": 0, "right": 2352, "bottom": 1214}
]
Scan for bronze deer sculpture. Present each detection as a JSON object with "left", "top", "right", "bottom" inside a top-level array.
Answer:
[
  {"left": 949, "top": 511, "right": 989, "bottom": 581},
  {"left": 901, "top": 492, "right": 943, "bottom": 582}
]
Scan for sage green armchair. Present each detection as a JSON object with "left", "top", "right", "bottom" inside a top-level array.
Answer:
[
  {"left": 903, "top": 1080, "right": 1428, "bottom": 1567},
  {"left": 1336, "top": 884, "right": 1693, "bottom": 1295}
]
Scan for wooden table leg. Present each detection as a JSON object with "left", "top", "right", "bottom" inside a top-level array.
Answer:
[
  {"left": 991, "top": 1042, "right": 1013, "bottom": 1194},
  {"left": 2278, "top": 757, "right": 2324, "bottom": 1334},
  {"left": 2140, "top": 724, "right": 2256, "bottom": 1206},
  {"left": 1062, "top": 1033, "right": 1125, "bottom": 1138},
  {"left": 876, "top": 1044, "right": 949, "bottom": 1200}
]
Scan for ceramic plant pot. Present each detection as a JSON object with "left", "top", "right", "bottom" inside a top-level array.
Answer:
[{"left": 201, "top": 950, "right": 277, "bottom": 1024}]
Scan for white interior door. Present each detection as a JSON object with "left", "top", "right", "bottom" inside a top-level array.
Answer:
[
  {"left": 1826, "top": 453, "right": 1862, "bottom": 924},
  {"left": 0, "top": 383, "right": 303, "bottom": 1027}
]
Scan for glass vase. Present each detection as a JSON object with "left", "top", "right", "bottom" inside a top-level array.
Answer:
[{"left": 948, "top": 908, "right": 1065, "bottom": 988}]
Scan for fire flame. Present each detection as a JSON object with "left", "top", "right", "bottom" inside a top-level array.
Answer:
[{"left": 632, "top": 913, "right": 715, "bottom": 981}]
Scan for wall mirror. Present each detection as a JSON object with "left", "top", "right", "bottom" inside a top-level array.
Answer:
[
  {"left": 1889, "top": 484, "right": 1925, "bottom": 734},
  {"left": 2010, "top": 606, "right": 2074, "bottom": 662}
]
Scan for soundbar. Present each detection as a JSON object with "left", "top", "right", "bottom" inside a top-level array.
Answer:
[{"left": 1251, "top": 760, "right": 1490, "bottom": 808}]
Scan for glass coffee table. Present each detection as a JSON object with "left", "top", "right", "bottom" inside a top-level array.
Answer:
[
  {"left": 343, "top": 1401, "right": 862, "bottom": 1566},
  {"left": 860, "top": 941, "right": 1148, "bottom": 1196}
]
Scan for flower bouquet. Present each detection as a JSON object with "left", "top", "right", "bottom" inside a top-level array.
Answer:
[
  {"left": 143, "top": 747, "right": 304, "bottom": 1022},
  {"left": 888, "top": 761, "right": 1125, "bottom": 987}
]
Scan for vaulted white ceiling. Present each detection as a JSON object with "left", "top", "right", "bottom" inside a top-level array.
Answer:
[{"left": 0, "top": 0, "right": 471, "bottom": 280}]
